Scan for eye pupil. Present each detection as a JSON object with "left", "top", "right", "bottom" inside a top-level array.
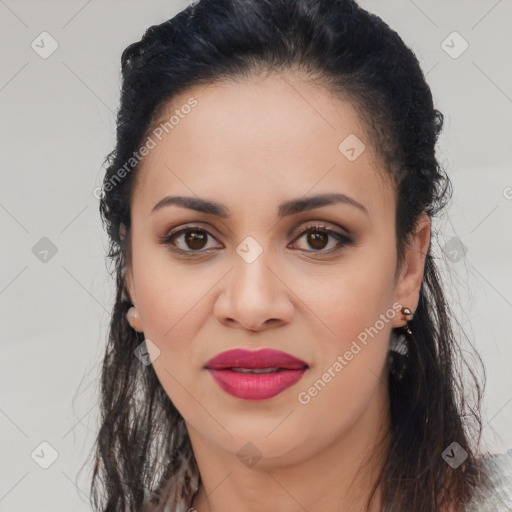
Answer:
[{"left": 185, "top": 230, "right": 207, "bottom": 250}]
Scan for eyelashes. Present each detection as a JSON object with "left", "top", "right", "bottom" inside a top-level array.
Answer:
[{"left": 158, "top": 222, "right": 354, "bottom": 258}]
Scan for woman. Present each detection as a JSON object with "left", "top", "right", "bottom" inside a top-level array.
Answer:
[{"left": 90, "top": 0, "right": 512, "bottom": 511}]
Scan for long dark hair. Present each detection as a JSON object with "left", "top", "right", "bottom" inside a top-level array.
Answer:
[{"left": 89, "top": 0, "right": 490, "bottom": 510}]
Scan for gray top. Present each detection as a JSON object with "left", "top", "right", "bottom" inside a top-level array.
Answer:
[
  {"left": 466, "top": 449, "right": 512, "bottom": 511},
  {"left": 142, "top": 449, "right": 512, "bottom": 512}
]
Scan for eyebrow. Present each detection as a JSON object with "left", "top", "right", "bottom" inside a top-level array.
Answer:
[{"left": 151, "top": 192, "right": 369, "bottom": 218}]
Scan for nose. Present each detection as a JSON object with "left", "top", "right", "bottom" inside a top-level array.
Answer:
[{"left": 213, "top": 249, "right": 295, "bottom": 332}]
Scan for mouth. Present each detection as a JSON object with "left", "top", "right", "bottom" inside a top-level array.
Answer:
[{"left": 204, "top": 348, "right": 309, "bottom": 400}]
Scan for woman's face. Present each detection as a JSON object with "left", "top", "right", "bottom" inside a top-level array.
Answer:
[{"left": 124, "top": 73, "right": 429, "bottom": 466}]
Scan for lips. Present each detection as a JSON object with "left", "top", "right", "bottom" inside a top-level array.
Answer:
[{"left": 204, "top": 348, "right": 309, "bottom": 400}]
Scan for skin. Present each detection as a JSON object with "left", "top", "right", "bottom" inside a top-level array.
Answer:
[{"left": 124, "top": 72, "right": 430, "bottom": 512}]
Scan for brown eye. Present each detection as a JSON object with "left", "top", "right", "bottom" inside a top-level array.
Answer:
[
  {"left": 160, "top": 226, "right": 222, "bottom": 254},
  {"left": 290, "top": 223, "right": 353, "bottom": 254},
  {"left": 183, "top": 230, "right": 208, "bottom": 250},
  {"left": 305, "top": 231, "right": 329, "bottom": 251}
]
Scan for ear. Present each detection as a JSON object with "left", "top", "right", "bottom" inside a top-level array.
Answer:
[
  {"left": 391, "top": 212, "right": 431, "bottom": 328},
  {"left": 120, "top": 222, "right": 143, "bottom": 333},
  {"left": 123, "top": 264, "right": 144, "bottom": 332}
]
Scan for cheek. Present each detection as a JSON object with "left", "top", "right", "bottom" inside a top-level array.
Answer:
[
  {"left": 299, "top": 252, "right": 397, "bottom": 350},
  {"left": 296, "top": 281, "right": 395, "bottom": 433},
  {"left": 133, "top": 238, "right": 208, "bottom": 339},
  {"left": 131, "top": 249, "right": 224, "bottom": 406}
]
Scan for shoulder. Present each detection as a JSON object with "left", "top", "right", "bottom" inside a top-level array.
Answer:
[{"left": 465, "top": 449, "right": 512, "bottom": 511}]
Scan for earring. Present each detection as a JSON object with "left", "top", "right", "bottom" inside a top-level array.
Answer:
[
  {"left": 400, "top": 307, "right": 414, "bottom": 335},
  {"left": 126, "top": 306, "right": 140, "bottom": 329},
  {"left": 389, "top": 306, "right": 414, "bottom": 355}
]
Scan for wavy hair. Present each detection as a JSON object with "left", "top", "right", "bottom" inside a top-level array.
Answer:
[{"left": 89, "top": 1, "right": 489, "bottom": 510}]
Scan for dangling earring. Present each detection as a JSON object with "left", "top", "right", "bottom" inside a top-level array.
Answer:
[
  {"left": 389, "top": 306, "right": 414, "bottom": 355},
  {"left": 400, "top": 307, "right": 414, "bottom": 335}
]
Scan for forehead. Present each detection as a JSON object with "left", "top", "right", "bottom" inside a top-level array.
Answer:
[{"left": 131, "top": 74, "right": 394, "bottom": 220}]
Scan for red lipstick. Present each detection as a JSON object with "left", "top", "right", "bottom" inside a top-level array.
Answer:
[{"left": 204, "top": 348, "right": 308, "bottom": 400}]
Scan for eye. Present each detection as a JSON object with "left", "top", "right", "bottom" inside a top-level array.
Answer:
[
  {"left": 289, "top": 223, "right": 353, "bottom": 254},
  {"left": 159, "top": 225, "right": 222, "bottom": 255}
]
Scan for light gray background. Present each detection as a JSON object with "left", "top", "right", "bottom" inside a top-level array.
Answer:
[{"left": 0, "top": 1, "right": 511, "bottom": 510}]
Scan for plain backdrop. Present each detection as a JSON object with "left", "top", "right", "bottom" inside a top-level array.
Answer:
[{"left": 0, "top": 1, "right": 511, "bottom": 510}]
